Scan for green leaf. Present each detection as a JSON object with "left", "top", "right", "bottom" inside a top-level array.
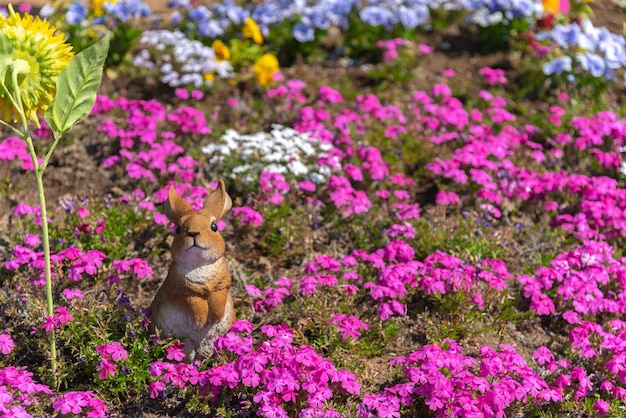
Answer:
[
  {"left": 0, "top": 31, "right": 14, "bottom": 83},
  {"left": 45, "top": 36, "right": 110, "bottom": 139}
]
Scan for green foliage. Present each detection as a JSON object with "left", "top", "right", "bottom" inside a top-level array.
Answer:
[
  {"left": 366, "top": 45, "right": 419, "bottom": 91},
  {"left": 106, "top": 23, "right": 143, "bottom": 68},
  {"left": 54, "top": 289, "right": 166, "bottom": 403},
  {"left": 412, "top": 215, "right": 506, "bottom": 261},
  {"left": 266, "top": 20, "right": 329, "bottom": 65},
  {"left": 473, "top": 17, "right": 533, "bottom": 54},
  {"left": 45, "top": 36, "right": 110, "bottom": 139},
  {"left": 227, "top": 38, "right": 267, "bottom": 71}
]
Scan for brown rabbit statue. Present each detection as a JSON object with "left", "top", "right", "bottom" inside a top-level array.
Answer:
[{"left": 149, "top": 180, "right": 236, "bottom": 362}]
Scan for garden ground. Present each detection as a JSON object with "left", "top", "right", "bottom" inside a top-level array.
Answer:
[{"left": 3, "top": 1, "right": 626, "bottom": 417}]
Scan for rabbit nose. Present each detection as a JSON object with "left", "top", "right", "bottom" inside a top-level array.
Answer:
[{"left": 187, "top": 231, "right": 200, "bottom": 238}]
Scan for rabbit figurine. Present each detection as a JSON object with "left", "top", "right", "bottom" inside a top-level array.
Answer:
[{"left": 149, "top": 180, "right": 236, "bottom": 362}]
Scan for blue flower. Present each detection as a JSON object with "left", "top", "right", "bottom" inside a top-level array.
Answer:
[
  {"left": 252, "top": 3, "right": 283, "bottom": 26},
  {"left": 359, "top": 6, "right": 393, "bottom": 28},
  {"left": 226, "top": 6, "right": 249, "bottom": 25},
  {"left": 293, "top": 22, "right": 315, "bottom": 43},
  {"left": 170, "top": 10, "right": 182, "bottom": 25},
  {"left": 198, "top": 19, "right": 225, "bottom": 38},
  {"left": 307, "top": 9, "right": 330, "bottom": 30},
  {"left": 600, "top": 35, "right": 626, "bottom": 69},
  {"left": 167, "top": 0, "right": 189, "bottom": 8},
  {"left": 576, "top": 52, "right": 606, "bottom": 77},
  {"left": 396, "top": 5, "right": 429, "bottom": 30},
  {"left": 188, "top": 5, "right": 212, "bottom": 22},
  {"left": 542, "top": 56, "right": 572, "bottom": 75},
  {"left": 550, "top": 24, "right": 582, "bottom": 49},
  {"left": 65, "top": 1, "right": 87, "bottom": 25}
]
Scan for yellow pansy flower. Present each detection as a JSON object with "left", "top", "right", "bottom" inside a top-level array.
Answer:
[
  {"left": 242, "top": 17, "right": 263, "bottom": 45},
  {"left": 542, "top": 0, "right": 560, "bottom": 14},
  {"left": 253, "top": 53, "right": 279, "bottom": 86},
  {"left": 212, "top": 39, "right": 231, "bottom": 61}
]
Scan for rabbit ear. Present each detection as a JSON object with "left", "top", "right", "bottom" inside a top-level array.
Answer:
[
  {"left": 201, "top": 179, "right": 232, "bottom": 220},
  {"left": 164, "top": 186, "right": 194, "bottom": 225}
]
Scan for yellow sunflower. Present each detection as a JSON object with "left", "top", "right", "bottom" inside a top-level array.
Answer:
[
  {"left": 242, "top": 18, "right": 263, "bottom": 45},
  {"left": 0, "top": 4, "right": 74, "bottom": 126},
  {"left": 253, "top": 53, "right": 279, "bottom": 86}
]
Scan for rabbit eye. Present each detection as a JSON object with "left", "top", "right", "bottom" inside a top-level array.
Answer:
[
  {"left": 211, "top": 221, "right": 218, "bottom": 232},
  {"left": 175, "top": 225, "right": 181, "bottom": 235}
]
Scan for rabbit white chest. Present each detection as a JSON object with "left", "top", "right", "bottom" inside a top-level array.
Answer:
[{"left": 175, "top": 259, "right": 225, "bottom": 284}]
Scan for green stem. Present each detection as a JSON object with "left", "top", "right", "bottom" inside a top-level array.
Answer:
[
  {"left": 41, "top": 135, "right": 62, "bottom": 173},
  {"left": 9, "top": 75, "right": 58, "bottom": 385},
  {"left": 0, "top": 118, "right": 25, "bottom": 137},
  {"left": 23, "top": 133, "right": 58, "bottom": 385}
]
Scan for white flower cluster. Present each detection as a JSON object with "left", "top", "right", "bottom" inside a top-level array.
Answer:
[
  {"left": 203, "top": 124, "right": 336, "bottom": 183},
  {"left": 133, "top": 30, "right": 233, "bottom": 88}
]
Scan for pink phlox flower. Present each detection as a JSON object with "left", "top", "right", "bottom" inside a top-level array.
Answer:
[
  {"left": 129, "top": 258, "right": 153, "bottom": 280},
  {"left": 0, "top": 331, "right": 15, "bottom": 355},
  {"left": 435, "top": 190, "right": 461, "bottom": 206},
  {"left": 533, "top": 346, "right": 554, "bottom": 365},
  {"left": 386, "top": 222, "right": 416, "bottom": 239},
  {"left": 343, "top": 164, "right": 363, "bottom": 181},
  {"left": 41, "top": 316, "right": 60, "bottom": 332},
  {"left": 165, "top": 341, "right": 186, "bottom": 362},
  {"left": 96, "top": 341, "right": 128, "bottom": 362},
  {"left": 479, "top": 67, "right": 508, "bottom": 85},
  {"left": 319, "top": 85, "right": 343, "bottom": 103},
  {"left": 148, "top": 381, "right": 166, "bottom": 399},
  {"left": 571, "top": 366, "right": 592, "bottom": 398},
  {"left": 23, "top": 234, "right": 40, "bottom": 248},
  {"left": 431, "top": 83, "right": 451, "bottom": 97},
  {"left": 231, "top": 206, "right": 264, "bottom": 227},
  {"left": 418, "top": 43, "right": 433, "bottom": 54},
  {"left": 53, "top": 307, "right": 73, "bottom": 325},
  {"left": 298, "top": 180, "right": 316, "bottom": 193},
  {"left": 97, "top": 357, "right": 116, "bottom": 379},
  {"left": 594, "top": 399, "right": 610, "bottom": 415},
  {"left": 328, "top": 314, "right": 368, "bottom": 340},
  {"left": 392, "top": 202, "right": 420, "bottom": 221},
  {"left": 70, "top": 250, "right": 106, "bottom": 280},
  {"left": 313, "top": 255, "right": 341, "bottom": 272},
  {"left": 76, "top": 207, "right": 90, "bottom": 219},
  {"left": 53, "top": 391, "right": 100, "bottom": 415},
  {"left": 378, "top": 301, "right": 406, "bottom": 320},
  {"left": 299, "top": 275, "right": 318, "bottom": 295},
  {"left": 167, "top": 106, "right": 211, "bottom": 135},
  {"left": 245, "top": 285, "right": 262, "bottom": 297}
]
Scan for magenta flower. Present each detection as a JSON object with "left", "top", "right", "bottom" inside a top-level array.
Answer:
[
  {"left": 62, "top": 288, "right": 83, "bottom": 300},
  {"left": 0, "top": 331, "right": 15, "bottom": 355},
  {"left": 165, "top": 342, "right": 186, "bottom": 362},
  {"left": 149, "top": 381, "right": 166, "bottom": 399},
  {"left": 53, "top": 391, "right": 108, "bottom": 417},
  {"left": 96, "top": 341, "right": 129, "bottom": 362},
  {"left": 41, "top": 316, "right": 59, "bottom": 332},
  {"left": 328, "top": 314, "right": 369, "bottom": 340},
  {"left": 232, "top": 206, "right": 264, "bottom": 227},
  {"left": 54, "top": 307, "right": 73, "bottom": 325},
  {"left": 319, "top": 85, "right": 342, "bottom": 103},
  {"left": 479, "top": 67, "right": 508, "bottom": 85},
  {"left": 593, "top": 399, "right": 610, "bottom": 415}
]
